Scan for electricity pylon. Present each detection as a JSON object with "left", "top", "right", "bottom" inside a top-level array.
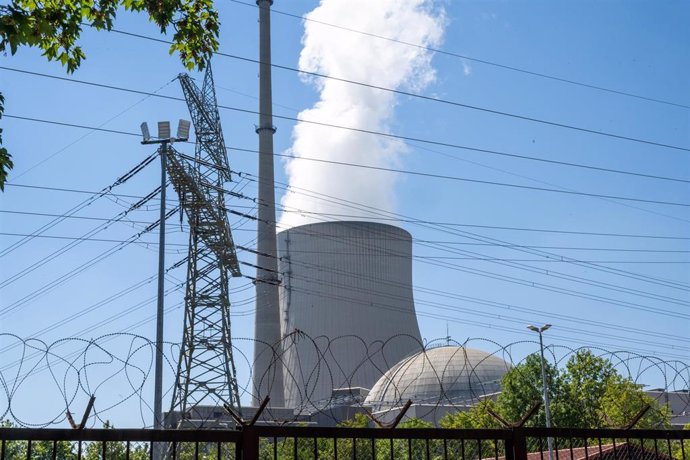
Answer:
[{"left": 166, "top": 65, "right": 243, "bottom": 427}]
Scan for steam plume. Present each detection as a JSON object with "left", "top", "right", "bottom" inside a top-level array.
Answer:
[{"left": 279, "top": 0, "right": 444, "bottom": 228}]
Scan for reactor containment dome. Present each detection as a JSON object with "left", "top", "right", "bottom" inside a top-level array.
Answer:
[
  {"left": 364, "top": 346, "right": 511, "bottom": 410},
  {"left": 277, "top": 221, "right": 423, "bottom": 409}
]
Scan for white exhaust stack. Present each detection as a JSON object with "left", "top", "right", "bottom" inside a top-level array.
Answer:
[{"left": 253, "top": 0, "right": 285, "bottom": 407}]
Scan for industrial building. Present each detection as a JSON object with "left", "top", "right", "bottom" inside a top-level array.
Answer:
[{"left": 277, "top": 221, "right": 424, "bottom": 409}]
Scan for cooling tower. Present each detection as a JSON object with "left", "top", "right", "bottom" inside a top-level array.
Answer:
[{"left": 277, "top": 221, "right": 423, "bottom": 409}]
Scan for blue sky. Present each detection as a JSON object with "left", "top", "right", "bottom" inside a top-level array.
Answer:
[{"left": 0, "top": 0, "right": 688, "bottom": 426}]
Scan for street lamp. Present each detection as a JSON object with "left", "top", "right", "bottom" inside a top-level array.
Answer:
[
  {"left": 139, "top": 120, "right": 190, "bottom": 433},
  {"left": 528, "top": 324, "right": 554, "bottom": 460}
]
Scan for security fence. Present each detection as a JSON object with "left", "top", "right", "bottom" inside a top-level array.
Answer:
[{"left": 1, "top": 427, "right": 688, "bottom": 460}]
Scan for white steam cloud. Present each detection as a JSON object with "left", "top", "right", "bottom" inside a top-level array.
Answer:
[{"left": 279, "top": 0, "right": 444, "bottom": 229}]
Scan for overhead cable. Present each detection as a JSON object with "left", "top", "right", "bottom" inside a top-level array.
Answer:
[
  {"left": 3, "top": 68, "right": 690, "bottom": 183},
  {"left": 100, "top": 29, "right": 690, "bottom": 152},
  {"left": 228, "top": 0, "right": 690, "bottom": 111},
  {"left": 6, "top": 113, "right": 690, "bottom": 208}
]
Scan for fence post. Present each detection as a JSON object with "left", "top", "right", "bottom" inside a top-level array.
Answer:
[
  {"left": 511, "top": 428, "right": 528, "bottom": 460},
  {"left": 239, "top": 427, "right": 259, "bottom": 460}
]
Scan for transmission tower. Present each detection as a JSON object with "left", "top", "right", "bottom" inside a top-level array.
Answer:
[{"left": 166, "top": 65, "right": 243, "bottom": 427}]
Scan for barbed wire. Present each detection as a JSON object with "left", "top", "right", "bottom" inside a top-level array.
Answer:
[{"left": 0, "top": 332, "right": 687, "bottom": 429}]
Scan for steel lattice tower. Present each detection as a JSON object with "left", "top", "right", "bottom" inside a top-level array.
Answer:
[{"left": 166, "top": 65, "right": 243, "bottom": 426}]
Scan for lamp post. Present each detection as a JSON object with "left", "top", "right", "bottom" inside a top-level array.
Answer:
[
  {"left": 528, "top": 323, "right": 554, "bottom": 460},
  {"left": 140, "top": 120, "right": 190, "bottom": 434}
]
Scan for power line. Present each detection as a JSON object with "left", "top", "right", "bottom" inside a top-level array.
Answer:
[
  {"left": 274, "top": 250, "right": 690, "bottom": 344},
  {"left": 266, "top": 154, "right": 690, "bottom": 208},
  {"left": 5, "top": 210, "right": 689, "bottom": 251},
  {"left": 0, "top": 153, "right": 158, "bottom": 258},
  {"left": 281, "top": 272, "right": 690, "bottom": 352},
  {"left": 252, "top": 172, "right": 690, "bottom": 293},
  {"left": 11, "top": 79, "right": 177, "bottom": 181},
  {"left": 1, "top": 232, "right": 685, "bottom": 263},
  {"left": 6, "top": 113, "right": 690, "bottom": 209},
  {"left": 242, "top": 233, "right": 690, "bottom": 346},
  {"left": 4, "top": 69, "right": 690, "bottom": 184},
  {"left": 102, "top": 29, "right": 690, "bottom": 152},
  {"left": 242, "top": 196, "right": 690, "bottom": 325},
  {"left": 0, "top": 231, "right": 189, "bottom": 247},
  {"left": 6, "top": 182, "right": 689, "bottom": 241},
  {"left": 228, "top": 0, "right": 690, "bottom": 111},
  {"left": 0, "top": 209, "right": 178, "bottom": 319}
]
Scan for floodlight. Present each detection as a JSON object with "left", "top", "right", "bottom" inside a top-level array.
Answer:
[
  {"left": 158, "top": 121, "right": 171, "bottom": 139},
  {"left": 542, "top": 324, "right": 552, "bottom": 332},
  {"left": 140, "top": 122, "right": 151, "bottom": 143},
  {"left": 527, "top": 325, "right": 539, "bottom": 332},
  {"left": 177, "top": 119, "right": 191, "bottom": 141}
]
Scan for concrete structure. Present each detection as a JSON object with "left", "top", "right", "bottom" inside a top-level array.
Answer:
[
  {"left": 365, "top": 345, "right": 511, "bottom": 424},
  {"left": 253, "top": 0, "right": 285, "bottom": 407},
  {"left": 646, "top": 389, "right": 690, "bottom": 428},
  {"left": 277, "top": 221, "right": 423, "bottom": 409}
]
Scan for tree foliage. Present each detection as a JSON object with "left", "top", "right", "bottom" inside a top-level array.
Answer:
[
  {"left": 440, "top": 349, "right": 671, "bottom": 430},
  {"left": 0, "top": 0, "right": 220, "bottom": 190},
  {"left": 0, "top": 0, "right": 218, "bottom": 72},
  {"left": 0, "top": 93, "right": 13, "bottom": 191}
]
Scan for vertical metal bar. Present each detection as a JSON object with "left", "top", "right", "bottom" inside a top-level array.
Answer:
[
  {"left": 461, "top": 439, "right": 465, "bottom": 460},
  {"left": 235, "top": 438, "right": 241, "bottom": 460},
  {"left": 425, "top": 439, "right": 430, "bottom": 460},
  {"left": 371, "top": 438, "right": 375, "bottom": 460},
  {"left": 1, "top": 439, "right": 5, "bottom": 460},
  {"left": 407, "top": 438, "right": 411, "bottom": 460},
  {"left": 512, "top": 429, "right": 528, "bottom": 460},
  {"left": 241, "top": 428, "right": 259, "bottom": 460},
  {"left": 568, "top": 437, "right": 574, "bottom": 460},
  {"left": 597, "top": 437, "right": 604, "bottom": 457},
  {"left": 390, "top": 439, "right": 395, "bottom": 460},
  {"left": 78, "top": 441, "right": 83, "bottom": 460},
  {"left": 653, "top": 438, "right": 659, "bottom": 459},
  {"left": 217, "top": 441, "right": 221, "bottom": 460},
  {"left": 150, "top": 441, "right": 153, "bottom": 460},
  {"left": 352, "top": 439, "right": 356, "bottom": 460},
  {"left": 505, "top": 437, "right": 514, "bottom": 460},
  {"left": 666, "top": 438, "right": 673, "bottom": 460},
  {"left": 153, "top": 143, "right": 167, "bottom": 451},
  {"left": 195, "top": 442, "right": 199, "bottom": 460},
  {"left": 294, "top": 437, "right": 298, "bottom": 460},
  {"left": 539, "top": 437, "right": 544, "bottom": 460},
  {"left": 495, "top": 439, "right": 499, "bottom": 460},
  {"left": 680, "top": 435, "right": 686, "bottom": 460},
  {"left": 625, "top": 437, "right": 631, "bottom": 460},
  {"left": 477, "top": 439, "right": 482, "bottom": 460},
  {"left": 126, "top": 441, "right": 131, "bottom": 460},
  {"left": 583, "top": 439, "right": 588, "bottom": 460},
  {"left": 170, "top": 442, "right": 175, "bottom": 460},
  {"left": 102, "top": 440, "right": 107, "bottom": 460},
  {"left": 553, "top": 437, "right": 559, "bottom": 460},
  {"left": 274, "top": 437, "right": 278, "bottom": 460},
  {"left": 334, "top": 438, "right": 338, "bottom": 460},
  {"left": 27, "top": 440, "right": 32, "bottom": 460},
  {"left": 314, "top": 438, "right": 318, "bottom": 460},
  {"left": 443, "top": 438, "right": 448, "bottom": 460},
  {"left": 51, "top": 440, "right": 57, "bottom": 460},
  {"left": 611, "top": 438, "right": 617, "bottom": 460}
]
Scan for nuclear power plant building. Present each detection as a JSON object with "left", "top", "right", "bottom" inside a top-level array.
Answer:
[{"left": 276, "top": 221, "right": 424, "bottom": 409}]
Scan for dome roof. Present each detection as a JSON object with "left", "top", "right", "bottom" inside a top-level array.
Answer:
[{"left": 364, "top": 346, "right": 510, "bottom": 409}]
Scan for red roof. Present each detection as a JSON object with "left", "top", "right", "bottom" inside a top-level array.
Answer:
[{"left": 501, "top": 442, "right": 672, "bottom": 460}]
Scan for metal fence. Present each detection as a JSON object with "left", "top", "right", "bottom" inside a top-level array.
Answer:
[{"left": 1, "top": 427, "right": 688, "bottom": 460}]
